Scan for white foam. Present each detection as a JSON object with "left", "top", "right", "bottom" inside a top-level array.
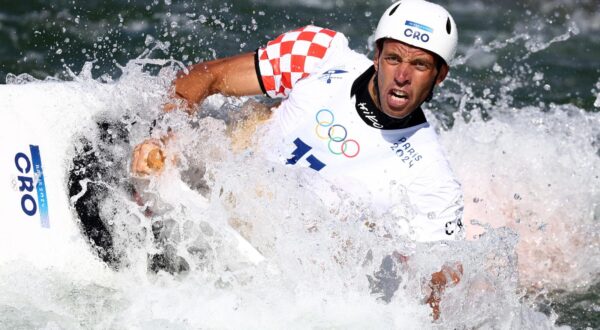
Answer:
[
  {"left": 439, "top": 105, "right": 600, "bottom": 291},
  {"left": 1, "top": 56, "right": 590, "bottom": 329}
]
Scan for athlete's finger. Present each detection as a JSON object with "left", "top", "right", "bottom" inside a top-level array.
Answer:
[
  {"left": 131, "top": 140, "right": 164, "bottom": 176},
  {"left": 147, "top": 148, "right": 165, "bottom": 171}
]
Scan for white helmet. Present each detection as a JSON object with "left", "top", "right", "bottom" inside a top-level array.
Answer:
[{"left": 374, "top": 0, "right": 458, "bottom": 65}]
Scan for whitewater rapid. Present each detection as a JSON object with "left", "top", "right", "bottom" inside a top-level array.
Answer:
[{"left": 1, "top": 53, "right": 597, "bottom": 329}]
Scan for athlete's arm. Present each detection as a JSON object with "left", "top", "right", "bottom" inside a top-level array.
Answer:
[
  {"left": 133, "top": 25, "right": 341, "bottom": 176},
  {"left": 403, "top": 157, "right": 464, "bottom": 319},
  {"left": 172, "top": 52, "right": 263, "bottom": 111},
  {"left": 132, "top": 53, "right": 263, "bottom": 176}
]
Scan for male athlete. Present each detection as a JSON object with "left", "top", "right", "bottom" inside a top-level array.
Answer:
[{"left": 133, "top": 0, "right": 464, "bottom": 320}]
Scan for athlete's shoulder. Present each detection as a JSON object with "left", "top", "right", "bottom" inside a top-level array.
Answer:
[
  {"left": 259, "top": 25, "right": 349, "bottom": 56},
  {"left": 255, "top": 26, "right": 353, "bottom": 98},
  {"left": 262, "top": 25, "right": 343, "bottom": 46}
]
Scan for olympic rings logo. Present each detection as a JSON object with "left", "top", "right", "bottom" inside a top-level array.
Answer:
[{"left": 315, "top": 109, "right": 360, "bottom": 158}]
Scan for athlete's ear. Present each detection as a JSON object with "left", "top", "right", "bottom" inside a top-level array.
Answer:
[
  {"left": 435, "top": 63, "right": 449, "bottom": 85},
  {"left": 373, "top": 45, "right": 381, "bottom": 72}
]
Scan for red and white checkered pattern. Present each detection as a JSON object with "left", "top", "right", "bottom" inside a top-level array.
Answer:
[{"left": 257, "top": 26, "right": 338, "bottom": 98}]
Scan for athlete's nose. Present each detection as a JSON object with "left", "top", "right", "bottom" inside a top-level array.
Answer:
[{"left": 394, "top": 62, "right": 411, "bottom": 85}]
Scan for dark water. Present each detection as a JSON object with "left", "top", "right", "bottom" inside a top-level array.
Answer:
[
  {"left": 1, "top": 0, "right": 599, "bottom": 328},
  {"left": 1, "top": 0, "right": 599, "bottom": 111}
]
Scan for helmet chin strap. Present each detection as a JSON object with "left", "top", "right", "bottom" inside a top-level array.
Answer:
[
  {"left": 424, "top": 80, "right": 436, "bottom": 103},
  {"left": 425, "top": 64, "right": 442, "bottom": 103},
  {"left": 373, "top": 72, "right": 382, "bottom": 109}
]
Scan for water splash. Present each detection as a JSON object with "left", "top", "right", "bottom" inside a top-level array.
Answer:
[
  {"left": 2, "top": 0, "right": 599, "bottom": 328},
  {"left": 594, "top": 78, "right": 600, "bottom": 108},
  {"left": 1, "top": 55, "right": 564, "bottom": 328}
]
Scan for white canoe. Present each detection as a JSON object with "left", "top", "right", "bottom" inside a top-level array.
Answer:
[{"left": 0, "top": 81, "right": 263, "bottom": 272}]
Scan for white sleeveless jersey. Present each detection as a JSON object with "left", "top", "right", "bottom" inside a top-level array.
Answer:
[{"left": 255, "top": 26, "right": 463, "bottom": 241}]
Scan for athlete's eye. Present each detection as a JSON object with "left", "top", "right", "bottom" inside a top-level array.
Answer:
[
  {"left": 413, "top": 60, "right": 431, "bottom": 71},
  {"left": 384, "top": 56, "right": 400, "bottom": 64}
]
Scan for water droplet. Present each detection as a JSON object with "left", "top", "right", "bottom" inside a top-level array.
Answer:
[{"left": 145, "top": 35, "right": 155, "bottom": 46}]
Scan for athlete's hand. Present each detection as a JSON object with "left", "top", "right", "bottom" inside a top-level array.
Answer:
[
  {"left": 426, "top": 262, "right": 463, "bottom": 321},
  {"left": 163, "top": 87, "right": 197, "bottom": 114},
  {"left": 163, "top": 97, "right": 194, "bottom": 114},
  {"left": 131, "top": 139, "right": 166, "bottom": 176}
]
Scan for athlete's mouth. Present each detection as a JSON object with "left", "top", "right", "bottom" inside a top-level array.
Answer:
[
  {"left": 388, "top": 89, "right": 409, "bottom": 107},
  {"left": 390, "top": 89, "right": 408, "bottom": 100}
]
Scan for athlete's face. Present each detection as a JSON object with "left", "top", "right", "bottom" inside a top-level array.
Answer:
[{"left": 372, "top": 39, "right": 448, "bottom": 119}]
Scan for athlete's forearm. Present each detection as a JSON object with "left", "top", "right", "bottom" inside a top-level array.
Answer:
[
  {"left": 173, "top": 52, "right": 262, "bottom": 108},
  {"left": 132, "top": 53, "right": 263, "bottom": 176}
]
